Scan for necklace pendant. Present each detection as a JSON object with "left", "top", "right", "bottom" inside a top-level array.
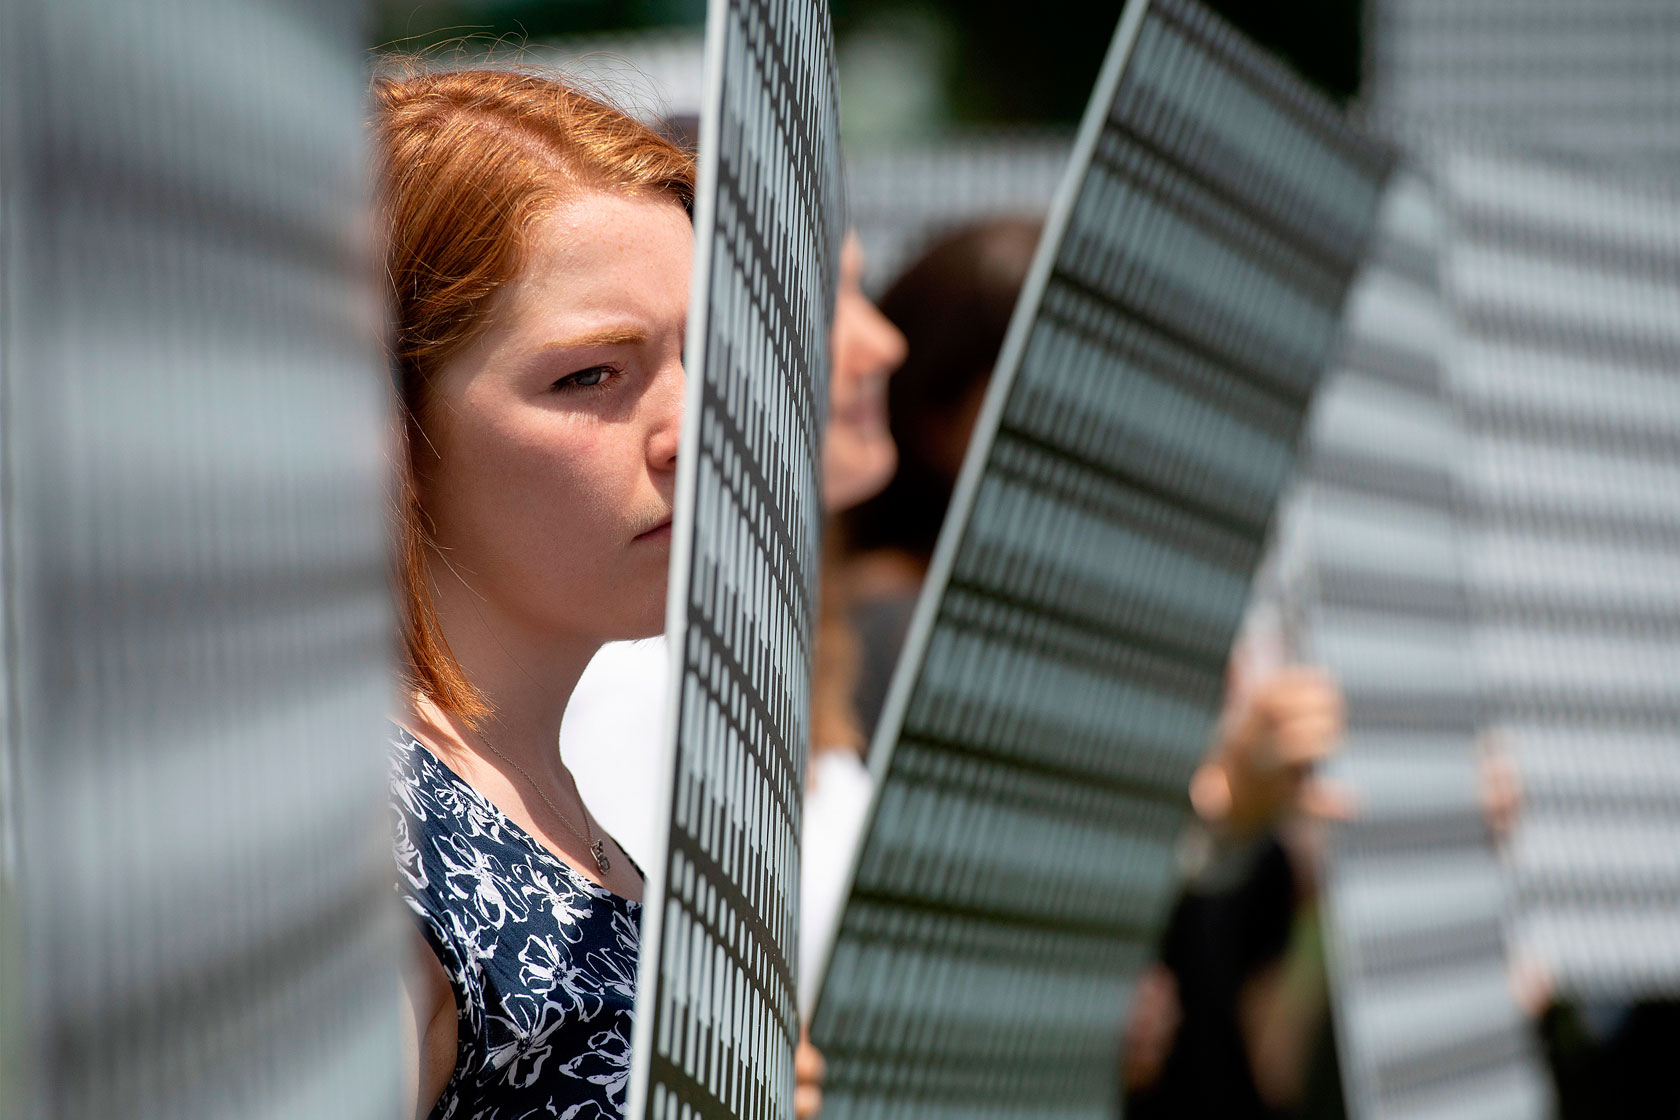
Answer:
[{"left": 590, "top": 839, "right": 610, "bottom": 874}]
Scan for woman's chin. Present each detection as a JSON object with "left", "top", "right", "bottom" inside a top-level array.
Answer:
[
  {"left": 822, "top": 439, "right": 897, "bottom": 512},
  {"left": 614, "top": 579, "right": 670, "bottom": 642}
]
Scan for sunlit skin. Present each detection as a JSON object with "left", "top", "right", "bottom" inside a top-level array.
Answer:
[
  {"left": 419, "top": 192, "right": 688, "bottom": 666},
  {"left": 399, "top": 189, "right": 689, "bottom": 1119},
  {"left": 406, "top": 189, "right": 687, "bottom": 896},
  {"left": 823, "top": 235, "right": 908, "bottom": 511},
  {"left": 397, "top": 188, "right": 825, "bottom": 1120}
]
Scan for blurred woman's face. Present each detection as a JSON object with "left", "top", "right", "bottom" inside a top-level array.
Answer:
[
  {"left": 823, "top": 236, "right": 909, "bottom": 512},
  {"left": 417, "top": 190, "right": 690, "bottom": 645}
]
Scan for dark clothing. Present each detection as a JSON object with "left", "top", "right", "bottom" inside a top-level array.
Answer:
[
  {"left": 391, "top": 728, "right": 641, "bottom": 1120},
  {"left": 852, "top": 590, "right": 918, "bottom": 743},
  {"left": 1127, "top": 835, "right": 1298, "bottom": 1120}
]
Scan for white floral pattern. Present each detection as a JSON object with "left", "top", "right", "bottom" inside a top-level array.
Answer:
[{"left": 390, "top": 728, "right": 641, "bottom": 1120}]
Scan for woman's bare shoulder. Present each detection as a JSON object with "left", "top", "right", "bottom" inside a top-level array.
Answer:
[{"left": 399, "top": 926, "right": 457, "bottom": 1120}]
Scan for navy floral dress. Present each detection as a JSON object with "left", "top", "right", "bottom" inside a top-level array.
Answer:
[{"left": 390, "top": 727, "right": 642, "bottom": 1120}]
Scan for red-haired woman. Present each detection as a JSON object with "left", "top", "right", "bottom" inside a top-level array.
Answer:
[{"left": 375, "top": 68, "right": 694, "bottom": 1119}]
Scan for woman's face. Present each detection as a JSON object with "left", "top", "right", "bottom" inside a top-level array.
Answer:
[
  {"left": 823, "top": 236, "right": 908, "bottom": 512},
  {"left": 418, "top": 190, "right": 690, "bottom": 646}
]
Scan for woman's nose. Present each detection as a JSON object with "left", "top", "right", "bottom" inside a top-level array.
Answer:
[
  {"left": 865, "top": 301, "right": 908, "bottom": 374},
  {"left": 647, "top": 361, "right": 684, "bottom": 472},
  {"left": 841, "top": 292, "right": 907, "bottom": 382}
]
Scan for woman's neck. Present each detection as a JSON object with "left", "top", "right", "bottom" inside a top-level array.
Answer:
[
  {"left": 398, "top": 609, "right": 644, "bottom": 899},
  {"left": 413, "top": 579, "right": 602, "bottom": 784}
]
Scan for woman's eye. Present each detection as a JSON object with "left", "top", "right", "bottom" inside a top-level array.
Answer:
[{"left": 554, "top": 365, "right": 615, "bottom": 392}]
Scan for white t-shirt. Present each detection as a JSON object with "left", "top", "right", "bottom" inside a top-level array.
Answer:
[
  {"left": 798, "top": 748, "right": 874, "bottom": 1015},
  {"left": 560, "top": 638, "right": 876, "bottom": 1012},
  {"left": 560, "top": 638, "right": 670, "bottom": 873}
]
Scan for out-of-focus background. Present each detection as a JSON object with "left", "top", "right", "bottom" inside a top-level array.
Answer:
[
  {"left": 371, "top": 0, "right": 1359, "bottom": 119},
  {"left": 361, "top": 10, "right": 1680, "bottom": 1120},
  {"left": 369, "top": 0, "right": 1358, "bottom": 287},
  {"left": 5, "top": 2, "right": 1675, "bottom": 1118}
]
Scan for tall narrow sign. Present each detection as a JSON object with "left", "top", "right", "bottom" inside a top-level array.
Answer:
[
  {"left": 1287, "top": 171, "right": 1551, "bottom": 1120},
  {"left": 1365, "top": 0, "right": 1680, "bottom": 1009},
  {"left": 1366, "top": 0, "right": 1680, "bottom": 167},
  {"left": 627, "top": 2, "right": 843, "bottom": 1119},
  {"left": 0, "top": 2, "right": 398, "bottom": 1118},
  {"left": 809, "top": 0, "right": 1390, "bottom": 1116},
  {"left": 1439, "top": 151, "right": 1680, "bottom": 994}
]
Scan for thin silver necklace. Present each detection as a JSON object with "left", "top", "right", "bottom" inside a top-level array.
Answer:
[{"left": 474, "top": 732, "right": 610, "bottom": 874}]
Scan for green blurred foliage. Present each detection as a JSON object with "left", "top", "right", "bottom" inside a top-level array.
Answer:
[{"left": 371, "top": 0, "right": 1360, "bottom": 119}]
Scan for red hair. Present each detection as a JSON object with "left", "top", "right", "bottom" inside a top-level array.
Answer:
[{"left": 373, "top": 67, "right": 696, "bottom": 718}]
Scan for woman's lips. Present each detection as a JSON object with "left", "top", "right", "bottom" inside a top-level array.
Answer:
[
  {"left": 833, "top": 396, "right": 887, "bottom": 435},
  {"left": 633, "top": 519, "right": 673, "bottom": 543}
]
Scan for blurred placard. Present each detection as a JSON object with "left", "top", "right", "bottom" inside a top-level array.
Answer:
[
  {"left": 809, "top": 1, "right": 1390, "bottom": 1115},
  {"left": 1290, "top": 171, "right": 1551, "bottom": 1120},
  {"left": 1441, "top": 151, "right": 1680, "bottom": 995},
  {"left": 1366, "top": 0, "right": 1680, "bottom": 167},
  {"left": 0, "top": 2, "right": 398, "bottom": 1118}
]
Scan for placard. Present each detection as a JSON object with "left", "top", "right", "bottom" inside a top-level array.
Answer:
[
  {"left": 1290, "top": 171, "right": 1551, "bottom": 1120},
  {"left": 809, "top": 1, "right": 1390, "bottom": 1115},
  {"left": 627, "top": 2, "right": 843, "bottom": 1118},
  {"left": 0, "top": 3, "right": 397, "bottom": 1117},
  {"left": 1440, "top": 151, "right": 1680, "bottom": 994}
]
